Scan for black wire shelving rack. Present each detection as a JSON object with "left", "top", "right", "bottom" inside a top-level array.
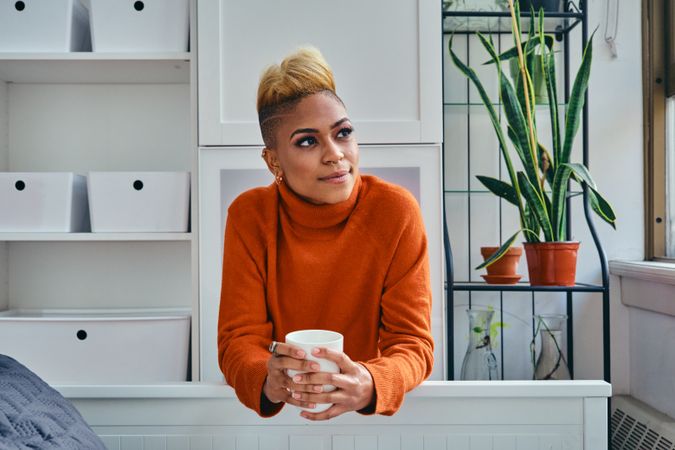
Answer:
[{"left": 441, "top": 1, "right": 610, "bottom": 384}]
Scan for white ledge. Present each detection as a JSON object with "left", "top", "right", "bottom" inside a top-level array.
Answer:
[
  {"left": 55, "top": 380, "right": 611, "bottom": 399},
  {"left": 610, "top": 260, "right": 675, "bottom": 316},
  {"left": 610, "top": 260, "right": 675, "bottom": 285}
]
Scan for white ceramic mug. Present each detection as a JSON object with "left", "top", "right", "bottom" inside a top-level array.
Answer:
[{"left": 285, "top": 329, "right": 343, "bottom": 413}]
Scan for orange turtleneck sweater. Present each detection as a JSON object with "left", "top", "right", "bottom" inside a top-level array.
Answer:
[{"left": 217, "top": 174, "right": 433, "bottom": 417}]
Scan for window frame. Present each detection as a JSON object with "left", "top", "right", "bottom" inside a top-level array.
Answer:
[{"left": 644, "top": 0, "right": 670, "bottom": 260}]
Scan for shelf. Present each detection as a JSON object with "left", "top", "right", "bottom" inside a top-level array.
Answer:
[
  {"left": 444, "top": 190, "right": 584, "bottom": 196},
  {"left": 0, "top": 232, "right": 193, "bottom": 242},
  {"left": 0, "top": 52, "right": 191, "bottom": 83},
  {"left": 444, "top": 102, "right": 567, "bottom": 108},
  {"left": 443, "top": 10, "right": 583, "bottom": 35},
  {"left": 452, "top": 281, "right": 606, "bottom": 293}
]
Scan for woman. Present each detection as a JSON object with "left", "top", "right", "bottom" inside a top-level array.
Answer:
[{"left": 217, "top": 47, "right": 433, "bottom": 421}]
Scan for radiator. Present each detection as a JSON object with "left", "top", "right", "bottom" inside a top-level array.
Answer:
[{"left": 612, "top": 395, "right": 675, "bottom": 450}]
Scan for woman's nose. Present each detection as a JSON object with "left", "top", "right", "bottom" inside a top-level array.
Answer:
[{"left": 323, "top": 139, "right": 344, "bottom": 164}]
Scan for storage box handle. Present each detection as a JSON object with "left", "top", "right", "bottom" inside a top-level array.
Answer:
[
  {"left": 14, "top": 180, "right": 25, "bottom": 191},
  {"left": 14, "top": 1, "right": 25, "bottom": 12},
  {"left": 133, "top": 180, "right": 144, "bottom": 191}
]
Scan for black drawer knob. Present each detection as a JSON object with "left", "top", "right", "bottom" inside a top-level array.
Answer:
[
  {"left": 76, "top": 330, "right": 87, "bottom": 341},
  {"left": 14, "top": 1, "right": 25, "bottom": 12},
  {"left": 133, "top": 180, "right": 144, "bottom": 191},
  {"left": 134, "top": 1, "right": 144, "bottom": 11},
  {"left": 14, "top": 180, "right": 25, "bottom": 191}
]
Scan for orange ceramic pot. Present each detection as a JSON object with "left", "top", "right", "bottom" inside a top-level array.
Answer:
[
  {"left": 524, "top": 242, "right": 580, "bottom": 286},
  {"left": 480, "top": 246, "right": 523, "bottom": 284}
]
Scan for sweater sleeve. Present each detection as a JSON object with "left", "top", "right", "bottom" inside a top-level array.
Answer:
[
  {"left": 217, "top": 213, "right": 283, "bottom": 418},
  {"left": 360, "top": 202, "right": 434, "bottom": 416}
]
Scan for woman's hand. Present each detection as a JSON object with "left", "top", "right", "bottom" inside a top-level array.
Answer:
[
  {"left": 263, "top": 342, "right": 325, "bottom": 409},
  {"left": 291, "top": 347, "right": 375, "bottom": 421}
]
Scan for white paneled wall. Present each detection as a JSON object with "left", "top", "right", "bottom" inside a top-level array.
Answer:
[{"left": 97, "top": 432, "right": 577, "bottom": 450}]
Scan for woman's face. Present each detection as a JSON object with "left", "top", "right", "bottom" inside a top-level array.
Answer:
[{"left": 263, "top": 92, "right": 359, "bottom": 205}]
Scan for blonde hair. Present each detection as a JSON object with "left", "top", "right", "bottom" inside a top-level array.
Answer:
[{"left": 257, "top": 47, "right": 343, "bottom": 147}]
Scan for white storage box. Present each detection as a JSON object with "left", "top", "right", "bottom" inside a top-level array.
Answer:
[
  {"left": 0, "top": 308, "right": 191, "bottom": 384},
  {"left": 89, "top": 0, "right": 189, "bottom": 52},
  {"left": 0, "top": 172, "right": 90, "bottom": 232},
  {"left": 0, "top": 0, "right": 91, "bottom": 52},
  {"left": 88, "top": 171, "right": 190, "bottom": 232}
]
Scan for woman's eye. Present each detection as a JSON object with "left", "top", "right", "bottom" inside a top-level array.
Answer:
[
  {"left": 337, "top": 127, "right": 353, "bottom": 138},
  {"left": 296, "top": 136, "right": 317, "bottom": 147}
]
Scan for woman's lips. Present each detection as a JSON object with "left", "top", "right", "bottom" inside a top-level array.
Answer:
[{"left": 319, "top": 170, "right": 350, "bottom": 184}]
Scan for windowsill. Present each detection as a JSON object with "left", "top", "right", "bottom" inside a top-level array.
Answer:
[{"left": 610, "top": 260, "right": 675, "bottom": 316}]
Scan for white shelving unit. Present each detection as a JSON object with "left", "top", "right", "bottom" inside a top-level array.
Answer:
[
  {"left": 0, "top": 233, "right": 193, "bottom": 242},
  {"left": 0, "top": 4, "right": 199, "bottom": 381},
  {"left": 0, "top": 52, "right": 190, "bottom": 84}
]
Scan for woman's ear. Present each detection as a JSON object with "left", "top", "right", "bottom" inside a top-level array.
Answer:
[{"left": 261, "top": 148, "right": 283, "bottom": 178}]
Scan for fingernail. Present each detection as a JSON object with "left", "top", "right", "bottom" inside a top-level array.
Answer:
[
  {"left": 296, "top": 350, "right": 305, "bottom": 358},
  {"left": 311, "top": 363, "right": 320, "bottom": 371},
  {"left": 312, "top": 348, "right": 320, "bottom": 355},
  {"left": 292, "top": 392, "right": 301, "bottom": 399},
  {"left": 313, "top": 385, "right": 322, "bottom": 392},
  {"left": 293, "top": 375, "right": 302, "bottom": 382},
  {"left": 309, "top": 403, "right": 316, "bottom": 408}
]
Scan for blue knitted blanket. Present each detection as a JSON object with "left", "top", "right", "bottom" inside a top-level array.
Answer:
[{"left": 0, "top": 355, "right": 105, "bottom": 449}]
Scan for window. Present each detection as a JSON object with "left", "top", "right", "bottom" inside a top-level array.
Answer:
[{"left": 644, "top": 0, "right": 673, "bottom": 260}]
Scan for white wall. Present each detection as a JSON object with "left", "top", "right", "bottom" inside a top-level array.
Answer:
[
  {"left": 443, "top": 1, "right": 642, "bottom": 388},
  {"left": 576, "top": 0, "right": 643, "bottom": 394},
  {"left": 0, "top": 81, "right": 8, "bottom": 311}
]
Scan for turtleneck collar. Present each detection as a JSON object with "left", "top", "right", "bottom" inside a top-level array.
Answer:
[{"left": 277, "top": 175, "right": 362, "bottom": 229}]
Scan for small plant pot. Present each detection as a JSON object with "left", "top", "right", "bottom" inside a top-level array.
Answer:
[
  {"left": 480, "top": 246, "right": 523, "bottom": 284},
  {"left": 518, "top": 0, "right": 562, "bottom": 12},
  {"left": 524, "top": 242, "right": 580, "bottom": 286}
]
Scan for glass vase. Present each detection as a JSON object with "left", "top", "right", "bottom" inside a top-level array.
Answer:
[
  {"left": 531, "top": 314, "right": 571, "bottom": 380},
  {"left": 460, "top": 309, "right": 500, "bottom": 380}
]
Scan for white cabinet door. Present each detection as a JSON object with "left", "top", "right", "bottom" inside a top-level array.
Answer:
[
  {"left": 199, "top": 145, "right": 444, "bottom": 382},
  {"left": 197, "top": 0, "right": 442, "bottom": 146}
]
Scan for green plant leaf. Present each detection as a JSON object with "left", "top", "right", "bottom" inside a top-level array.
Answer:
[
  {"left": 565, "top": 162, "right": 597, "bottom": 189},
  {"left": 551, "top": 164, "right": 573, "bottom": 241},
  {"left": 588, "top": 187, "right": 617, "bottom": 229},
  {"left": 523, "top": 205, "right": 541, "bottom": 242},
  {"left": 501, "top": 76, "right": 539, "bottom": 189},
  {"left": 538, "top": 142, "right": 555, "bottom": 187},
  {"left": 476, "top": 175, "right": 519, "bottom": 206},
  {"left": 561, "top": 32, "right": 596, "bottom": 164},
  {"left": 539, "top": 14, "right": 561, "bottom": 167},
  {"left": 518, "top": 171, "right": 554, "bottom": 241},
  {"left": 563, "top": 162, "right": 616, "bottom": 228},
  {"left": 483, "top": 35, "right": 554, "bottom": 65},
  {"left": 450, "top": 34, "right": 528, "bottom": 229},
  {"left": 475, "top": 230, "right": 521, "bottom": 270}
]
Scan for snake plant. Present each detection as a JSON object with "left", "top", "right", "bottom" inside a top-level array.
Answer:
[{"left": 448, "top": 0, "right": 616, "bottom": 269}]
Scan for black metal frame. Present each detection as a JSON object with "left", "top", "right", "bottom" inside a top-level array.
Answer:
[{"left": 442, "top": 1, "right": 610, "bottom": 384}]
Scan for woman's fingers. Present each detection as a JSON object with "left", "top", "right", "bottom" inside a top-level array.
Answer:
[
  {"left": 311, "top": 347, "right": 355, "bottom": 373},
  {"left": 272, "top": 342, "right": 306, "bottom": 359},
  {"left": 300, "top": 404, "right": 349, "bottom": 421},
  {"left": 269, "top": 354, "right": 321, "bottom": 373},
  {"left": 291, "top": 371, "right": 352, "bottom": 389}
]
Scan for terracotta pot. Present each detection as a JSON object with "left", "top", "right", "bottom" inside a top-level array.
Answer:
[
  {"left": 480, "top": 246, "right": 523, "bottom": 285},
  {"left": 524, "top": 242, "right": 580, "bottom": 286}
]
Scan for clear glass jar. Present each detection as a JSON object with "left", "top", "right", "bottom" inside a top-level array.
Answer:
[
  {"left": 460, "top": 309, "right": 500, "bottom": 380},
  {"left": 531, "top": 314, "right": 571, "bottom": 380}
]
